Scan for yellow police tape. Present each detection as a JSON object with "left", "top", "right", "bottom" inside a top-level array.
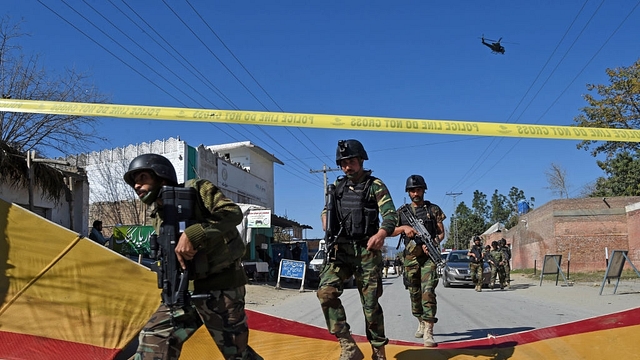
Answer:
[{"left": 2, "top": 98, "right": 640, "bottom": 142}]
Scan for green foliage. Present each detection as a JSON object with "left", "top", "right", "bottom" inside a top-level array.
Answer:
[
  {"left": 447, "top": 187, "right": 534, "bottom": 249},
  {"left": 574, "top": 59, "right": 640, "bottom": 160},
  {"left": 590, "top": 151, "right": 640, "bottom": 196}
]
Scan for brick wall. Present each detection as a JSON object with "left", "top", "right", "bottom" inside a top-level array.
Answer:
[{"left": 502, "top": 196, "right": 640, "bottom": 272}]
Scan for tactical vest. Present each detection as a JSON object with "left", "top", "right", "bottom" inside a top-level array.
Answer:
[
  {"left": 154, "top": 179, "right": 246, "bottom": 279},
  {"left": 335, "top": 175, "right": 379, "bottom": 239},
  {"left": 399, "top": 202, "right": 438, "bottom": 245}
]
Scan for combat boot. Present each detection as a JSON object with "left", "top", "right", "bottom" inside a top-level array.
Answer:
[
  {"left": 414, "top": 319, "right": 425, "bottom": 338},
  {"left": 423, "top": 321, "right": 437, "bottom": 348},
  {"left": 371, "top": 345, "right": 386, "bottom": 360},
  {"left": 337, "top": 333, "right": 364, "bottom": 360}
]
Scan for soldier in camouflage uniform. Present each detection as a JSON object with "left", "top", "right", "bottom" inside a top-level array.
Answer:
[
  {"left": 488, "top": 240, "right": 507, "bottom": 290},
  {"left": 391, "top": 175, "right": 445, "bottom": 348},
  {"left": 468, "top": 236, "right": 485, "bottom": 292},
  {"left": 499, "top": 238, "right": 512, "bottom": 288},
  {"left": 317, "top": 139, "right": 398, "bottom": 360},
  {"left": 124, "top": 154, "right": 262, "bottom": 360}
]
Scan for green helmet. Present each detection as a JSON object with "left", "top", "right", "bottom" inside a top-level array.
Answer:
[
  {"left": 405, "top": 175, "right": 427, "bottom": 192},
  {"left": 123, "top": 154, "right": 178, "bottom": 204},
  {"left": 335, "top": 139, "right": 368, "bottom": 166}
]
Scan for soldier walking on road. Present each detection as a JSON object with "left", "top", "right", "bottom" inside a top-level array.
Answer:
[
  {"left": 488, "top": 240, "right": 507, "bottom": 290},
  {"left": 468, "top": 236, "right": 484, "bottom": 292},
  {"left": 317, "top": 139, "right": 398, "bottom": 360},
  {"left": 499, "top": 238, "right": 512, "bottom": 288},
  {"left": 391, "top": 175, "right": 445, "bottom": 348}
]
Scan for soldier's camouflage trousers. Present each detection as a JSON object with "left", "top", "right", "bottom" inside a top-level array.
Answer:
[
  {"left": 316, "top": 241, "right": 388, "bottom": 348},
  {"left": 404, "top": 258, "right": 438, "bottom": 323},
  {"left": 469, "top": 262, "right": 483, "bottom": 286},
  {"left": 490, "top": 265, "right": 506, "bottom": 287},
  {"left": 131, "top": 286, "right": 262, "bottom": 360}
]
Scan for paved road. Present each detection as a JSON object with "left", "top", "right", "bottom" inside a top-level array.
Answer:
[{"left": 247, "top": 273, "right": 640, "bottom": 344}]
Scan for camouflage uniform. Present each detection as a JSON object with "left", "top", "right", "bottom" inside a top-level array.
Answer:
[
  {"left": 398, "top": 202, "right": 445, "bottom": 324},
  {"left": 489, "top": 249, "right": 507, "bottom": 289},
  {"left": 132, "top": 179, "right": 262, "bottom": 360},
  {"left": 500, "top": 241, "right": 512, "bottom": 285},
  {"left": 317, "top": 171, "right": 397, "bottom": 348},
  {"left": 468, "top": 243, "right": 484, "bottom": 289}
]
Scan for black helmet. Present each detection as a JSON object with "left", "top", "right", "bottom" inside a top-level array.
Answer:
[
  {"left": 473, "top": 236, "right": 482, "bottom": 243},
  {"left": 123, "top": 153, "right": 178, "bottom": 187},
  {"left": 405, "top": 175, "right": 427, "bottom": 192},
  {"left": 499, "top": 238, "right": 507, "bottom": 246},
  {"left": 491, "top": 240, "right": 499, "bottom": 248},
  {"left": 335, "top": 139, "right": 368, "bottom": 166}
]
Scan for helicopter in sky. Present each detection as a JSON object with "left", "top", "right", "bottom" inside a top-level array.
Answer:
[{"left": 480, "top": 35, "right": 505, "bottom": 54}]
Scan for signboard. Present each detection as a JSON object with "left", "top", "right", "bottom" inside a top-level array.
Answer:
[
  {"left": 275, "top": 259, "right": 306, "bottom": 292},
  {"left": 111, "top": 225, "right": 156, "bottom": 256},
  {"left": 247, "top": 209, "right": 271, "bottom": 228},
  {"left": 539, "top": 254, "right": 568, "bottom": 286},
  {"left": 600, "top": 250, "right": 640, "bottom": 295}
]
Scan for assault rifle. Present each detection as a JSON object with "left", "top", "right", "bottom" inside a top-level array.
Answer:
[
  {"left": 323, "top": 184, "right": 339, "bottom": 263},
  {"left": 149, "top": 186, "right": 198, "bottom": 308},
  {"left": 398, "top": 206, "right": 443, "bottom": 266}
]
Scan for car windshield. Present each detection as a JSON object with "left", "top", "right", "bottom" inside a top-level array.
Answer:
[
  {"left": 447, "top": 252, "right": 471, "bottom": 263},
  {"left": 314, "top": 249, "right": 325, "bottom": 261}
]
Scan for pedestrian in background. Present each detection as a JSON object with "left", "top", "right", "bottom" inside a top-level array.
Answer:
[{"left": 88, "top": 220, "right": 109, "bottom": 246}]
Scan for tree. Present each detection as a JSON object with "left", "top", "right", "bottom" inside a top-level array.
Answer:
[
  {"left": 0, "top": 16, "right": 108, "bottom": 155},
  {"left": 590, "top": 151, "right": 640, "bottom": 197},
  {"left": 545, "top": 163, "right": 570, "bottom": 199},
  {"left": 0, "top": 16, "right": 107, "bottom": 201},
  {"left": 88, "top": 158, "right": 144, "bottom": 229},
  {"left": 574, "top": 59, "right": 640, "bottom": 159},
  {"left": 446, "top": 201, "right": 487, "bottom": 250},
  {"left": 489, "top": 190, "right": 510, "bottom": 224},
  {"left": 447, "top": 187, "right": 535, "bottom": 248}
]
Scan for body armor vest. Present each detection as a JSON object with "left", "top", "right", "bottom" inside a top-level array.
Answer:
[
  {"left": 399, "top": 202, "right": 438, "bottom": 246},
  {"left": 335, "top": 175, "right": 379, "bottom": 239}
]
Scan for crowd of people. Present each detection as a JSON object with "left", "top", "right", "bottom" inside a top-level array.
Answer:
[{"left": 112, "top": 139, "right": 511, "bottom": 360}]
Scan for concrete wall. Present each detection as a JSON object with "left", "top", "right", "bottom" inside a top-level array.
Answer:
[{"left": 504, "top": 197, "right": 640, "bottom": 272}]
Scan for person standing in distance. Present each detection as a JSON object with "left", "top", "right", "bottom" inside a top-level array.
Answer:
[
  {"left": 317, "top": 139, "right": 398, "bottom": 360},
  {"left": 88, "top": 220, "right": 109, "bottom": 246},
  {"left": 468, "top": 236, "right": 485, "bottom": 292},
  {"left": 123, "top": 153, "right": 262, "bottom": 360},
  {"left": 391, "top": 175, "right": 445, "bottom": 348},
  {"left": 499, "top": 238, "right": 512, "bottom": 288}
]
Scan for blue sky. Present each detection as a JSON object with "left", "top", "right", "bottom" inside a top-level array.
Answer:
[{"left": 5, "top": 1, "right": 640, "bottom": 241}]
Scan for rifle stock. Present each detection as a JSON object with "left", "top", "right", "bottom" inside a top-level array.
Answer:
[
  {"left": 398, "top": 206, "right": 443, "bottom": 266},
  {"left": 152, "top": 186, "right": 198, "bottom": 308}
]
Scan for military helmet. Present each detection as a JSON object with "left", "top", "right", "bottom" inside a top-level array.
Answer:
[
  {"left": 491, "top": 240, "right": 499, "bottom": 248},
  {"left": 405, "top": 174, "right": 427, "bottom": 191},
  {"left": 123, "top": 153, "right": 178, "bottom": 187},
  {"left": 335, "top": 139, "right": 368, "bottom": 165},
  {"left": 473, "top": 236, "right": 482, "bottom": 243},
  {"left": 499, "top": 238, "right": 507, "bottom": 246}
]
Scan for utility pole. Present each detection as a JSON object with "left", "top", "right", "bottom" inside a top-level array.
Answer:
[
  {"left": 446, "top": 191, "right": 462, "bottom": 249},
  {"left": 310, "top": 164, "right": 340, "bottom": 196}
]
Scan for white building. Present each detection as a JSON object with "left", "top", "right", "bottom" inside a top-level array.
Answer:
[{"left": 82, "top": 137, "right": 283, "bottom": 210}]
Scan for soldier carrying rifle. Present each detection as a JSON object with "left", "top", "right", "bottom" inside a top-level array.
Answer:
[
  {"left": 391, "top": 175, "right": 446, "bottom": 348},
  {"left": 124, "top": 153, "right": 262, "bottom": 360},
  {"left": 317, "top": 139, "right": 398, "bottom": 360}
]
